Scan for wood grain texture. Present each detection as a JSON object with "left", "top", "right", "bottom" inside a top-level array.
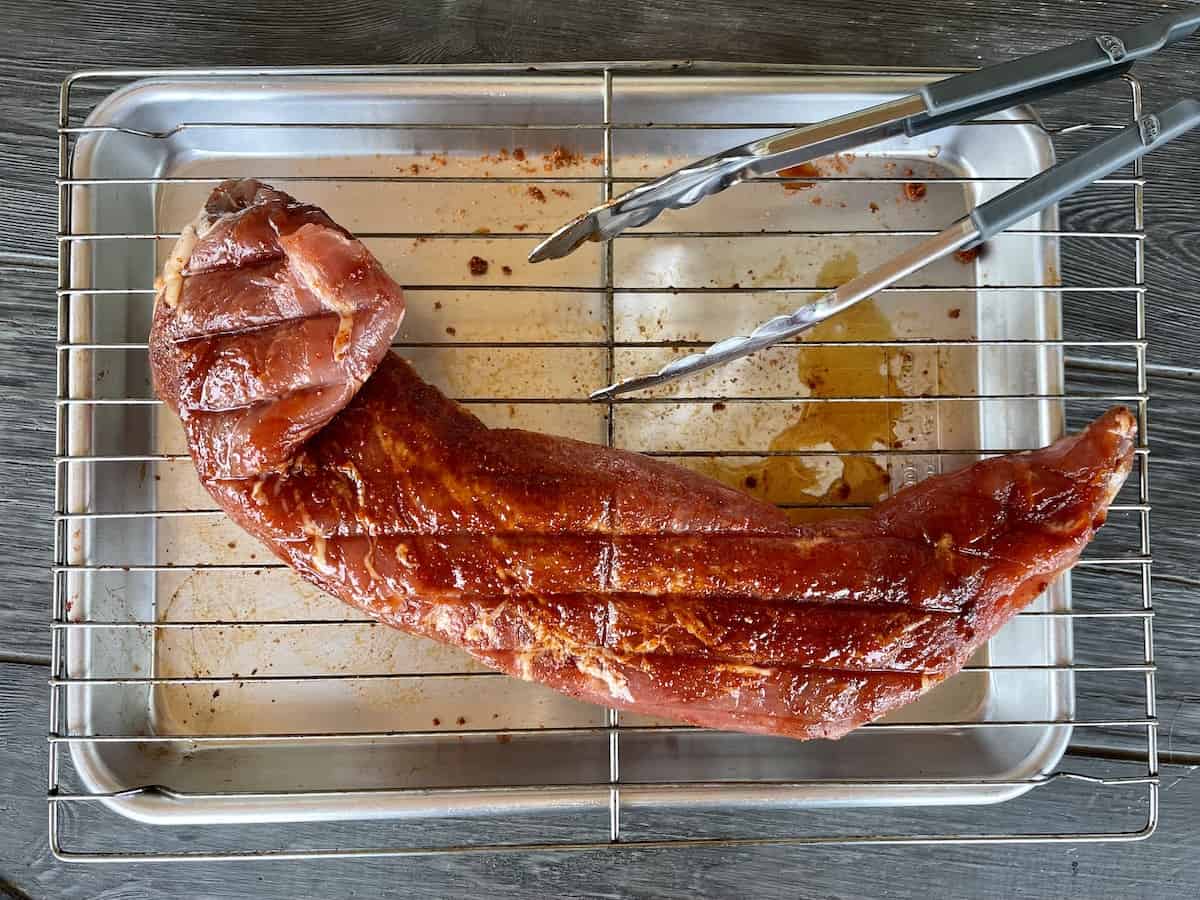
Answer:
[
  {"left": 3, "top": 0, "right": 1200, "bottom": 894},
  {"left": 2, "top": 659, "right": 1196, "bottom": 899},
  {"left": 0, "top": 264, "right": 55, "bottom": 660}
]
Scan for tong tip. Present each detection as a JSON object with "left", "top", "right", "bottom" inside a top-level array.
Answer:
[
  {"left": 528, "top": 211, "right": 602, "bottom": 263},
  {"left": 589, "top": 372, "right": 670, "bottom": 402}
]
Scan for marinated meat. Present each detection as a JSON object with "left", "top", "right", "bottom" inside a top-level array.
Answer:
[
  {"left": 150, "top": 180, "right": 1135, "bottom": 741},
  {"left": 150, "top": 179, "right": 406, "bottom": 480}
]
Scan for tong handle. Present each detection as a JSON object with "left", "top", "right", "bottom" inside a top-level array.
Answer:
[
  {"left": 906, "top": 9, "right": 1200, "bottom": 135},
  {"left": 969, "top": 99, "right": 1200, "bottom": 243}
]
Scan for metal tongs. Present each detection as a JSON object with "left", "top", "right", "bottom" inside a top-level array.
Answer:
[{"left": 526, "top": 9, "right": 1200, "bottom": 400}]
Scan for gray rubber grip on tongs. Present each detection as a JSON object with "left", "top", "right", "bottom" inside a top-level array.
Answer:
[
  {"left": 916, "top": 8, "right": 1200, "bottom": 122},
  {"left": 968, "top": 99, "right": 1200, "bottom": 244}
]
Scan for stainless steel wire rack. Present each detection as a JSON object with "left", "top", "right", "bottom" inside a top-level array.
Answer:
[{"left": 51, "top": 62, "right": 1157, "bottom": 861}]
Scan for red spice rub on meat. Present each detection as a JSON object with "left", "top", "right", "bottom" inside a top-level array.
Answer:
[{"left": 149, "top": 179, "right": 1136, "bottom": 741}]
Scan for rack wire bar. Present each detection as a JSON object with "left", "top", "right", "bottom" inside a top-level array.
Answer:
[
  {"left": 52, "top": 446, "right": 1154, "bottom": 463},
  {"left": 53, "top": 339, "right": 1151, "bottom": 352},
  {"left": 56, "top": 227, "right": 1145, "bottom": 240},
  {"left": 56, "top": 119, "right": 1132, "bottom": 135},
  {"left": 51, "top": 555, "right": 1155, "bottom": 574},
  {"left": 58, "top": 283, "right": 1144, "bottom": 294},
  {"left": 50, "top": 62, "right": 1158, "bottom": 861},
  {"left": 45, "top": 771, "right": 1159, "bottom": 803},
  {"left": 51, "top": 393, "right": 1152, "bottom": 406},
  {"left": 47, "top": 664, "right": 1156, "bottom": 687},
  {"left": 49, "top": 611, "right": 1156, "bottom": 629},
  {"left": 45, "top": 719, "right": 1160, "bottom": 743},
  {"left": 45, "top": 504, "right": 1158, "bottom": 520}
]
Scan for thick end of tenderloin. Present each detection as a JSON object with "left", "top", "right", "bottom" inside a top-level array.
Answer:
[{"left": 149, "top": 179, "right": 406, "bottom": 479}]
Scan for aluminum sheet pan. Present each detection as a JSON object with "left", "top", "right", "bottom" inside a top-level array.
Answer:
[{"left": 63, "top": 72, "right": 1067, "bottom": 825}]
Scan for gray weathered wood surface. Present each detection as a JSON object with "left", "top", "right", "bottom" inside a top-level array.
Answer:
[{"left": 2, "top": 0, "right": 1198, "bottom": 896}]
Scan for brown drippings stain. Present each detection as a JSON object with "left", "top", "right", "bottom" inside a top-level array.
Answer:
[
  {"left": 526, "top": 186, "right": 547, "bottom": 203},
  {"left": 473, "top": 226, "right": 491, "bottom": 235},
  {"left": 513, "top": 147, "right": 526, "bottom": 161},
  {"left": 445, "top": 326, "right": 457, "bottom": 336},
  {"left": 501, "top": 265, "right": 513, "bottom": 275},
  {"left": 496, "top": 734, "right": 512, "bottom": 744},
  {"left": 513, "top": 223, "right": 528, "bottom": 231},
  {"left": 826, "top": 153, "right": 853, "bottom": 173},
  {"left": 954, "top": 246, "right": 981, "bottom": 265},
  {"left": 432, "top": 717, "right": 441, "bottom": 726},
  {"left": 948, "top": 308, "right": 962, "bottom": 319},
  {"left": 869, "top": 202, "right": 880, "bottom": 213},
  {"left": 695, "top": 251, "right": 898, "bottom": 521},
  {"left": 456, "top": 716, "right": 467, "bottom": 726},
  {"left": 903, "top": 182, "right": 927, "bottom": 201},
  {"left": 468, "top": 256, "right": 489, "bottom": 276},
  {"left": 551, "top": 188, "right": 572, "bottom": 198},
  {"left": 544, "top": 146, "right": 582, "bottom": 170},
  {"left": 778, "top": 162, "right": 819, "bottom": 191}
]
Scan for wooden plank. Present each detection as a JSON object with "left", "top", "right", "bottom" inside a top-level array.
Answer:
[
  {"left": 1, "top": 659, "right": 1196, "bottom": 898},
  {"left": 0, "top": 264, "right": 56, "bottom": 661}
]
